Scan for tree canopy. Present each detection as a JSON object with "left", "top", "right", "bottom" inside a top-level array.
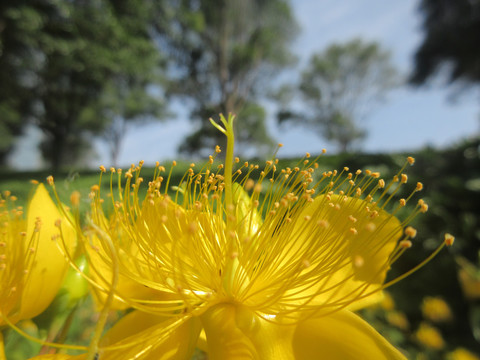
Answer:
[
  {"left": 154, "top": 0, "right": 298, "bottom": 156},
  {"left": 284, "top": 39, "right": 397, "bottom": 152},
  {"left": 410, "top": 0, "right": 480, "bottom": 88},
  {"left": 0, "top": 0, "right": 165, "bottom": 169}
]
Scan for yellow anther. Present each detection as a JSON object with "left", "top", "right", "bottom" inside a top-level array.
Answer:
[
  {"left": 172, "top": 160, "right": 177, "bottom": 166},
  {"left": 304, "top": 215, "right": 311, "bottom": 221},
  {"left": 401, "top": 174, "right": 408, "bottom": 183},
  {"left": 90, "top": 185, "right": 100, "bottom": 192},
  {"left": 444, "top": 234, "right": 455, "bottom": 246},
  {"left": 400, "top": 240, "right": 412, "bottom": 248},
  {"left": 356, "top": 188, "right": 362, "bottom": 197},
  {"left": 407, "top": 156, "right": 415, "bottom": 165},
  {"left": 46, "top": 176, "right": 54, "bottom": 185},
  {"left": 317, "top": 220, "right": 329, "bottom": 229},
  {"left": 99, "top": 165, "right": 106, "bottom": 172},
  {"left": 399, "top": 198, "right": 406, "bottom": 207},
  {"left": 70, "top": 191, "right": 81, "bottom": 207},
  {"left": 30, "top": 179, "right": 39, "bottom": 185},
  {"left": 354, "top": 255, "right": 364, "bottom": 268},
  {"left": 416, "top": 182, "right": 424, "bottom": 191},
  {"left": 348, "top": 215, "right": 357, "bottom": 223},
  {"left": 405, "top": 226, "right": 417, "bottom": 239},
  {"left": 378, "top": 179, "right": 385, "bottom": 188},
  {"left": 322, "top": 148, "right": 327, "bottom": 154},
  {"left": 215, "top": 145, "right": 221, "bottom": 153},
  {"left": 349, "top": 228, "right": 358, "bottom": 235},
  {"left": 372, "top": 172, "right": 380, "bottom": 178},
  {"left": 344, "top": 167, "right": 349, "bottom": 171},
  {"left": 356, "top": 170, "right": 362, "bottom": 175}
]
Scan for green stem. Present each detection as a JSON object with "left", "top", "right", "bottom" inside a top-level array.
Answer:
[{"left": 222, "top": 114, "right": 235, "bottom": 211}]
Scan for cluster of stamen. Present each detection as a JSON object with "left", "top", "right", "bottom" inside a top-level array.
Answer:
[{"left": 84, "top": 144, "right": 453, "bottom": 324}]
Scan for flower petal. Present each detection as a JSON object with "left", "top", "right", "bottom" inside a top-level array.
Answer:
[
  {"left": 201, "top": 303, "right": 295, "bottom": 360},
  {"left": 292, "top": 310, "right": 406, "bottom": 360},
  {"left": 20, "top": 184, "right": 76, "bottom": 320},
  {"left": 99, "top": 310, "right": 201, "bottom": 360}
]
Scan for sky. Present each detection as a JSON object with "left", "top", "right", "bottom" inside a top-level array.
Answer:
[{"left": 9, "top": 0, "right": 479, "bottom": 169}]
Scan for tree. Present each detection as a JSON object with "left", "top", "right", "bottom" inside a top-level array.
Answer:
[
  {"left": 36, "top": 0, "right": 165, "bottom": 170},
  {"left": 0, "top": 0, "right": 165, "bottom": 170},
  {"left": 0, "top": 0, "right": 43, "bottom": 165},
  {"left": 154, "top": 0, "right": 298, "bottom": 156},
  {"left": 284, "top": 39, "right": 397, "bottom": 152},
  {"left": 410, "top": 0, "right": 480, "bottom": 88}
]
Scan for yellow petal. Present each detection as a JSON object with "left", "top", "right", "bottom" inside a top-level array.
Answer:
[
  {"left": 20, "top": 184, "right": 76, "bottom": 320},
  {"left": 201, "top": 303, "right": 295, "bottom": 360},
  {"left": 292, "top": 310, "right": 406, "bottom": 360},
  {"left": 87, "top": 232, "right": 167, "bottom": 310},
  {"left": 99, "top": 311, "right": 201, "bottom": 360}
]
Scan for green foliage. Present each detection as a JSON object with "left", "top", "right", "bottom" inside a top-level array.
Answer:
[
  {"left": 285, "top": 39, "right": 398, "bottom": 152},
  {"left": 154, "top": 0, "right": 298, "bottom": 156},
  {"left": 0, "top": 0, "right": 165, "bottom": 170},
  {"left": 410, "top": 0, "right": 480, "bottom": 88}
]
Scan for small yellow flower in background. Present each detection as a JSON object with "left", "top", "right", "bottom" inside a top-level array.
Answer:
[
  {"left": 56, "top": 114, "right": 452, "bottom": 360},
  {"left": 386, "top": 310, "right": 409, "bottom": 331},
  {"left": 421, "top": 296, "right": 453, "bottom": 323},
  {"left": 415, "top": 321, "right": 445, "bottom": 350},
  {"left": 448, "top": 347, "right": 480, "bottom": 360},
  {"left": 456, "top": 256, "right": 480, "bottom": 300},
  {"left": 0, "top": 184, "right": 76, "bottom": 328}
]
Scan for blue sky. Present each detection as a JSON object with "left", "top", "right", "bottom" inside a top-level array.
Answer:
[{"left": 10, "top": 0, "right": 479, "bottom": 169}]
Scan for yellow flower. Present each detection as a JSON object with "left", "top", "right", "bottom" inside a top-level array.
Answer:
[
  {"left": 448, "top": 347, "right": 480, "bottom": 360},
  {"left": 0, "top": 184, "right": 76, "bottom": 327},
  {"left": 421, "top": 296, "right": 453, "bottom": 323},
  {"left": 415, "top": 322, "right": 445, "bottom": 350},
  {"left": 386, "top": 310, "right": 409, "bottom": 330},
  {"left": 456, "top": 256, "right": 480, "bottom": 300},
  {"left": 79, "top": 114, "right": 451, "bottom": 360}
]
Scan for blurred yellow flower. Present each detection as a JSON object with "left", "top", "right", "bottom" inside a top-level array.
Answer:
[
  {"left": 421, "top": 296, "right": 453, "bottom": 323},
  {"left": 386, "top": 310, "right": 409, "bottom": 331},
  {"left": 0, "top": 184, "right": 76, "bottom": 327},
  {"left": 448, "top": 347, "right": 480, "bottom": 360},
  {"left": 415, "top": 322, "right": 445, "bottom": 350},
  {"left": 76, "top": 114, "right": 451, "bottom": 360},
  {"left": 456, "top": 256, "right": 480, "bottom": 300}
]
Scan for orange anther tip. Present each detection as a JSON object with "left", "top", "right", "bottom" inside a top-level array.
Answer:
[{"left": 444, "top": 234, "right": 455, "bottom": 246}]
